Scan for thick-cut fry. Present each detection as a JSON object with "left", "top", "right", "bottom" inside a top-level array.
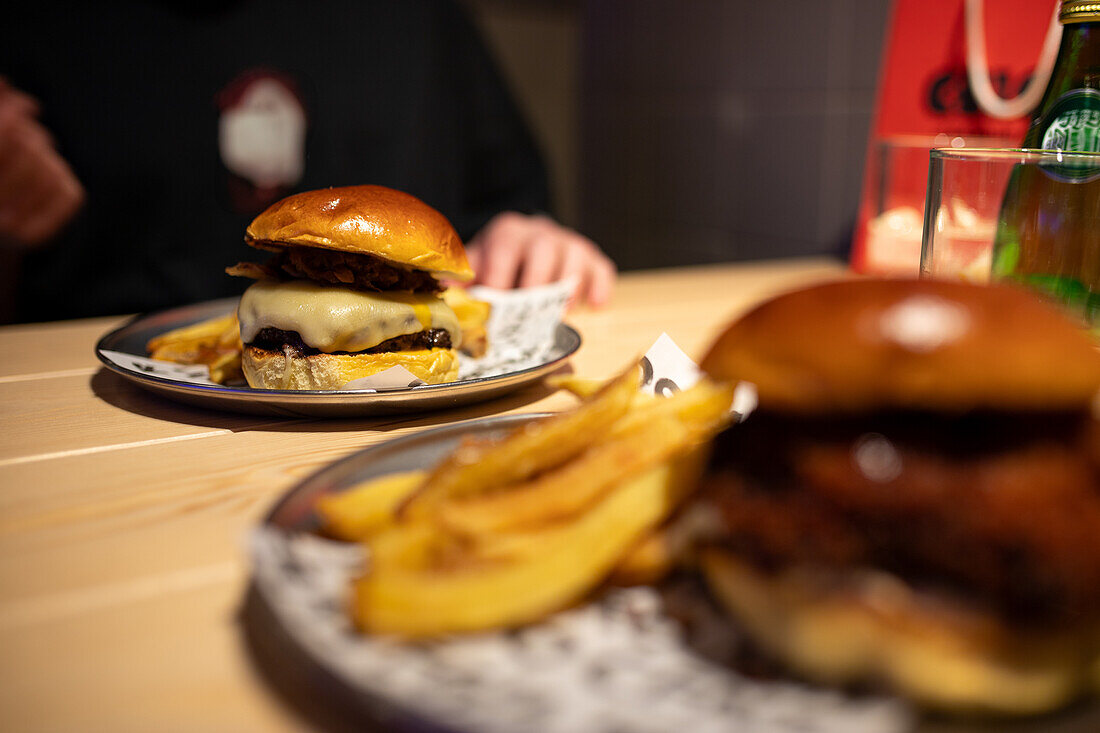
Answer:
[
  {"left": 610, "top": 530, "right": 675, "bottom": 586},
  {"left": 441, "top": 287, "right": 491, "bottom": 357},
  {"left": 335, "top": 367, "right": 735, "bottom": 639},
  {"left": 207, "top": 350, "right": 243, "bottom": 384},
  {"left": 401, "top": 365, "right": 642, "bottom": 515},
  {"left": 367, "top": 520, "right": 446, "bottom": 571},
  {"left": 551, "top": 375, "right": 736, "bottom": 427},
  {"left": 464, "top": 444, "right": 711, "bottom": 564},
  {"left": 547, "top": 374, "right": 607, "bottom": 399},
  {"left": 437, "top": 416, "right": 693, "bottom": 535},
  {"left": 147, "top": 312, "right": 239, "bottom": 355},
  {"left": 612, "top": 379, "right": 735, "bottom": 439},
  {"left": 354, "top": 451, "right": 706, "bottom": 637},
  {"left": 316, "top": 471, "right": 427, "bottom": 541},
  {"left": 147, "top": 311, "right": 244, "bottom": 384}
]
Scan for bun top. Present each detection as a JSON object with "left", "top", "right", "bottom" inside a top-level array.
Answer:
[
  {"left": 701, "top": 278, "right": 1100, "bottom": 412},
  {"left": 245, "top": 185, "right": 473, "bottom": 281}
]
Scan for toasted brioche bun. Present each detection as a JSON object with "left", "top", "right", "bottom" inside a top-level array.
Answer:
[
  {"left": 241, "top": 346, "right": 459, "bottom": 390},
  {"left": 701, "top": 279, "right": 1100, "bottom": 413},
  {"left": 245, "top": 185, "right": 473, "bottom": 281},
  {"left": 700, "top": 549, "right": 1100, "bottom": 716}
]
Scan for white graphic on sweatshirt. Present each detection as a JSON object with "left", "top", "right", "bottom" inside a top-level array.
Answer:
[{"left": 218, "top": 76, "right": 306, "bottom": 188}]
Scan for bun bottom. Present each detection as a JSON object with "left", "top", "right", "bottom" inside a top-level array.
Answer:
[
  {"left": 242, "top": 346, "right": 459, "bottom": 390},
  {"left": 700, "top": 549, "right": 1100, "bottom": 716}
]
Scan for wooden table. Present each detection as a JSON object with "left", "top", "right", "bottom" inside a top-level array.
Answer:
[{"left": 0, "top": 258, "right": 844, "bottom": 732}]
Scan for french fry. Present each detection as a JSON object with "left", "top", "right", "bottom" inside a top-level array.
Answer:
[
  {"left": 441, "top": 287, "right": 491, "bottom": 358},
  {"left": 147, "top": 311, "right": 244, "bottom": 384},
  {"left": 546, "top": 374, "right": 607, "bottom": 399},
  {"left": 316, "top": 470, "right": 427, "bottom": 541},
  {"left": 368, "top": 520, "right": 447, "bottom": 571},
  {"left": 354, "top": 450, "right": 707, "bottom": 637},
  {"left": 551, "top": 374, "right": 735, "bottom": 431},
  {"left": 147, "top": 312, "right": 239, "bottom": 356},
  {"left": 464, "top": 443, "right": 712, "bottom": 565},
  {"left": 207, "top": 349, "right": 244, "bottom": 384},
  {"left": 437, "top": 415, "right": 693, "bottom": 536},
  {"left": 400, "top": 365, "right": 642, "bottom": 516},
  {"left": 610, "top": 530, "right": 674, "bottom": 586},
  {"left": 612, "top": 379, "right": 735, "bottom": 439},
  {"left": 337, "top": 364, "right": 736, "bottom": 639}
]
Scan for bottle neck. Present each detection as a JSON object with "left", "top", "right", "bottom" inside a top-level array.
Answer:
[
  {"left": 1024, "top": 21, "right": 1100, "bottom": 148},
  {"left": 1048, "top": 21, "right": 1098, "bottom": 83}
]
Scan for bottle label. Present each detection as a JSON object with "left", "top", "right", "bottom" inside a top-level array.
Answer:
[
  {"left": 1035, "top": 89, "right": 1100, "bottom": 181},
  {"left": 1041, "top": 89, "right": 1100, "bottom": 151}
]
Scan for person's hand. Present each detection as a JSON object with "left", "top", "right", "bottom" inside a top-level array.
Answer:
[
  {"left": 0, "top": 79, "right": 84, "bottom": 248},
  {"left": 466, "top": 212, "right": 616, "bottom": 307}
]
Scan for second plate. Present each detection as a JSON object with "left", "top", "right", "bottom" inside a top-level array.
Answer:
[{"left": 95, "top": 298, "right": 581, "bottom": 417}]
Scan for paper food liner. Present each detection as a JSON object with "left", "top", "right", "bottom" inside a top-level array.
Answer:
[
  {"left": 102, "top": 279, "right": 573, "bottom": 390},
  {"left": 248, "top": 334, "right": 912, "bottom": 733}
]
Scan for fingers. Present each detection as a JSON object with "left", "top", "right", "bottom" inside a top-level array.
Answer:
[
  {"left": 0, "top": 77, "right": 39, "bottom": 119},
  {"left": 584, "top": 254, "right": 617, "bottom": 307},
  {"left": 0, "top": 85, "right": 83, "bottom": 248},
  {"left": 471, "top": 212, "right": 527, "bottom": 290},
  {"left": 0, "top": 124, "right": 51, "bottom": 230},
  {"left": 467, "top": 212, "right": 617, "bottom": 308},
  {"left": 517, "top": 232, "right": 562, "bottom": 288},
  {"left": 464, "top": 241, "right": 485, "bottom": 278},
  {"left": 5, "top": 158, "right": 83, "bottom": 244}
]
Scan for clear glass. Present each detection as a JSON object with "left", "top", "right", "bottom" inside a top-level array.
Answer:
[
  {"left": 863, "top": 134, "right": 1011, "bottom": 276},
  {"left": 920, "top": 147, "right": 1100, "bottom": 322}
]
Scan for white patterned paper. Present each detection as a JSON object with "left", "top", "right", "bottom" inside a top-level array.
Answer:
[
  {"left": 459, "top": 280, "right": 572, "bottom": 381},
  {"left": 100, "top": 350, "right": 223, "bottom": 386},
  {"left": 639, "top": 333, "right": 702, "bottom": 395}
]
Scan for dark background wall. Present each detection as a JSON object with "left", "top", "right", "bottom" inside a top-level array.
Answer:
[{"left": 466, "top": 0, "right": 892, "bottom": 270}]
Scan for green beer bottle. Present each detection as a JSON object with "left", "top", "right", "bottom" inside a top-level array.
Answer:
[{"left": 991, "top": 0, "right": 1100, "bottom": 322}]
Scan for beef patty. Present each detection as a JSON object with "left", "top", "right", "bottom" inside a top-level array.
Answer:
[{"left": 248, "top": 327, "right": 452, "bottom": 356}]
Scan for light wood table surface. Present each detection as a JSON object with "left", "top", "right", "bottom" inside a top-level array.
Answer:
[{"left": 0, "top": 258, "right": 845, "bottom": 732}]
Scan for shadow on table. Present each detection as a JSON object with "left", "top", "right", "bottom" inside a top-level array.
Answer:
[
  {"left": 238, "top": 583, "right": 452, "bottom": 733},
  {"left": 238, "top": 584, "right": 365, "bottom": 733},
  {"left": 90, "top": 366, "right": 565, "bottom": 434}
]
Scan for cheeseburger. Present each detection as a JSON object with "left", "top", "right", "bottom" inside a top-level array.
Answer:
[
  {"left": 694, "top": 279, "right": 1100, "bottom": 715},
  {"left": 228, "top": 185, "right": 473, "bottom": 390}
]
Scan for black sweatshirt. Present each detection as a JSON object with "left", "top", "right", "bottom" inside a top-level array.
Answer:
[{"left": 3, "top": 0, "right": 548, "bottom": 321}]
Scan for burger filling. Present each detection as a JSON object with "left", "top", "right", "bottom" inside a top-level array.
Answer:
[
  {"left": 237, "top": 279, "right": 460, "bottom": 354},
  {"left": 702, "top": 408, "right": 1100, "bottom": 628},
  {"left": 230, "top": 244, "right": 443, "bottom": 293},
  {"left": 250, "top": 327, "right": 452, "bottom": 356}
]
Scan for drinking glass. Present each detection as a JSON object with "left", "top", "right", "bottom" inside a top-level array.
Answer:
[
  {"left": 862, "top": 134, "right": 1010, "bottom": 275},
  {"left": 920, "top": 147, "right": 1100, "bottom": 323}
]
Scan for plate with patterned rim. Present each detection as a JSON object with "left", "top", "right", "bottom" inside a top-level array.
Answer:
[{"left": 248, "top": 414, "right": 915, "bottom": 733}]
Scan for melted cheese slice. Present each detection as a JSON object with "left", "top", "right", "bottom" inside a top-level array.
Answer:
[{"left": 238, "top": 280, "right": 460, "bottom": 353}]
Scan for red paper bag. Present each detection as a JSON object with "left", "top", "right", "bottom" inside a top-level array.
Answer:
[{"left": 851, "top": 0, "right": 1060, "bottom": 274}]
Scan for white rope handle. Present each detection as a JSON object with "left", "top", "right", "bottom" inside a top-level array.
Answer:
[{"left": 965, "top": 0, "right": 1063, "bottom": 120}]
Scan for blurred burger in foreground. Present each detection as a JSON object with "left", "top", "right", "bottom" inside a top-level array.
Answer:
[
  {"left": 228, "top": 185, "right": 474, "bottom": 390},
  {"left": 694, "top": 278, "right": 1100, "bottom": 715}
]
